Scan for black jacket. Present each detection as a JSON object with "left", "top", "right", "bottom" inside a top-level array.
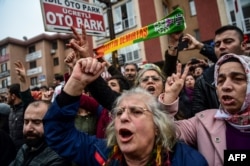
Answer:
[
  {"left": 9, "top": 141, "right": 70, "bottom": 166},
  {"left": 8, "top": 102, "right": 24, "bottom": 151},
  {"left": 191, "top": 64, "right": 219, "bottom": 116},
  {"left": 191, "top": 44, "right": 219, "bottom": 116}
]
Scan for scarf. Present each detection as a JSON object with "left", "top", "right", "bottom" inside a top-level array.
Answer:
[
  {"left": 215, "top": 106, "right": 250, "bottom": 132},
  {"left": 214, "top": 54, "right": 250, "bottom": 132},
  {"left": 104, "top": 145, "right": 171, "bottom": 166},
  {"left": 185, "top": 87, "right": 194, "bottom": 101}
]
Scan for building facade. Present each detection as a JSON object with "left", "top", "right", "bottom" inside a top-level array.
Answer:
[
  {"left": 92, "top": 0, "right": 250, "bottom": 64},
  {"left": 0, "top": 0, "right": 249, "bottom": 95},
  {"left": 0, "top": 34, "right": 72, "bottom": 95}
]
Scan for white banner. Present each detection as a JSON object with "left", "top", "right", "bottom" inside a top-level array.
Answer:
[{"left": 40, "top": 0, "right": 106, "bottom": 36}]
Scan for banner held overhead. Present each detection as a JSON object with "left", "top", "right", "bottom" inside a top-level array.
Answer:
[{"left": 94, "top": 8, "right": 186, "bottom": 57}]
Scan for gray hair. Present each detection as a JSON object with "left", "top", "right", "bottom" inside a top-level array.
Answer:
[
  {"left": 134, "top": 64, "right": 166, "bottom": 87},
  {"left": 105, "top": 87, "right": 176, "bottom": 150}
]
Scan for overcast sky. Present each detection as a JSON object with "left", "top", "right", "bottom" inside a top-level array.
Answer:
[{"left": 0, "top": 0, "right": 55, "bottom": 41}]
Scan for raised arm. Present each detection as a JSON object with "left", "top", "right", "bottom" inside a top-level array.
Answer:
[
  {"left": 14, "top": 61, "right": 34, "bottom": 109},
  {"left": 182, "top": 33, "right": 217, "bottom": 63},
  {"left": 43, "top": 57, "right": 108, "bottom": 165},
  {"left": 66, "top": 25, "right": 121, "bottom": 110},
  {"left": 163, "top": 63, "right": 189, "bottom": 104},
  {"left": 162, "top": 32, "right": 182, "bottom": 77}
]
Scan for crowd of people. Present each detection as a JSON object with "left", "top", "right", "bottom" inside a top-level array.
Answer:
[{"left": 0, "top": 23, "right": 249, "bottom": 166}]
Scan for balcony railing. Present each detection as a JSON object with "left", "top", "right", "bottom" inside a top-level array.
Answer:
[
  {"left": 0, "top": 70, "right": 10, "bottom": 79},
  {"left": 25, "top": 50, "right": 42, "bottom": 62},
  {"left": 105, "top": 15, "right": 136, "bottom": 36},
  {"left": 232, "top": 17, "right": 250, "bottom": 33},
  {"left": 122, "top": 16, "right": 136, "bottom": 30},
  {"left": 27, "top": 66, "right": 42, "bottom": 76}
]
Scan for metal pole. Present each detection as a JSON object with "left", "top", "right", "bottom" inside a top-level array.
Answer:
[{"left": 100, "top": 0, "right": 119, "bottom": 68}]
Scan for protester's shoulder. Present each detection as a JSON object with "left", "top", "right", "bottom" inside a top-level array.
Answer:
[
  {"left": 173, "top": 141, "right": 208, "bottom": 165},
  {"left": 34, "top": 145, "right": 72, "bottom": 165},
  {"left": 194, "top": 109, "right": 217, "bottom": 119},
  {"left": 43, "top": 145, "right": 64, "bottom": 158},
  {"left": 174, "top": 141, "right": 199, "bottom": 154}
]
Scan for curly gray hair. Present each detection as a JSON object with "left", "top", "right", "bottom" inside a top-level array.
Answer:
[{"left": 105, "top": 87, "right": 176, "bottom": 151}]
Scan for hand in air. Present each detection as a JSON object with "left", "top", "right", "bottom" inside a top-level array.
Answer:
[
  {"left": 66, "top": 25, "right": 90, "bottom": 58},
  {"left": 14, "top": 61, "right": 27, "bottom": 84},
  {"left": 163, "top": 63, "right": 190, "bottom": 104}
]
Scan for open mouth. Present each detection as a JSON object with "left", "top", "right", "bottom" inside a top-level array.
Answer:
[
  {"left": 119, "top": 129, "right": 133, "bottom": 137},
  {"left": 221, "top": 95, "right": 234, "bottom": 104},
  {"left": 119, "top": 128, "right": 133, "bottom": 142},
  {"left": 147, "top": 86, "right": 155, "bottom": 94},
  {"left": 222, "top": 95, "right": 233, "bottom": 100}
]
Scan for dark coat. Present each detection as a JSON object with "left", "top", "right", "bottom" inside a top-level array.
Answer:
[
  {"left": 44, "top": 95, "right": 208, "bottom": 166},
  {"left": 8, "top": 102, "right": 24, "bottom": 151},
  {"left": 191, "top": 65, "right": 219, "bottom": 116},
  {"left": 9, "top": 142, "right": 70, "bottom": 166}
]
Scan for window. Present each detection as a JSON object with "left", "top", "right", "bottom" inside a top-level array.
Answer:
[
  {"left": 118, "top": 1, "right": 135, "bottom": 30},
  {"left": 226, "top": 0, "right": 250, "bottom": 32},
  {"left": 29, "top": 61, "right": 37, "bottom": 69},
  {"left": 64, "top": 39, "right": 70, "bottom": 49},
  {"left": 119, "top": 43, "right": 141, "bottom": 63},
  {"left": 105, "top": 0, "right": 135, "bottom": 36},
  {"left": 189, "top": 0, "right": 197, "bottom": 16},
  {"left": 52, "top": 41, "right": 58, "bottom": 50},
  {"left": 53, "top": 57, "right": 59, "bottom": 66},
  {"left": 28, "top": 46, "right": 36, "bottom": 53},
  {"left": 1, "top": 79, "right": 7, "bottom": 88},
  {"left": 0, "top": 47, "right": 6, "bottom": 56},
  {"left": 127, "top": 52, "right": 133, "bottom": 61},
  {"left": 30, "top": 77, "right": 38, "bottom": 86},
  {"left": 194, "top": 29, "right": 200, "bottom": 41},
  {"left": 1, "top": 63, "right": 7, "bottom": 72},
  {"left": 133, "top": 50, "right": 139, "bottom": 60}
]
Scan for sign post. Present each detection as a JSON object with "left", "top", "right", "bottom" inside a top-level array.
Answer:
[{"left": 40, "top": 0, "right": 106, "bottom": 36}]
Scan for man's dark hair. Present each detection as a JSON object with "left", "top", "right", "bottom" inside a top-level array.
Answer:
[
  {"left": 220, "top": 56, "right": 241, "bottom": 65},
  {"left": 124, "top": 63, "right": 138, "bottom": 71},
  {"left": 215, "top": 25, "right": 244, "bottom": 42},
  {"left": 108, "top": 75, "right": 130, "bottom": 91},
  {"left": 54, "top": 74, "right": 64, "bottom": 82},
  {"left": 8, "top": 83, "right": 21, "bottom": 98}
]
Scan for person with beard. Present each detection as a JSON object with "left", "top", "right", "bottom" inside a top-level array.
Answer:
[
  {"left": 12, "top": 61, "right": 70, "bottom": 165},
  {"left": 123, "top": 63, "right": 138, "bottom": 87},
  {"left": 9, "top": 100, "right": 71, "bottom": 166}
]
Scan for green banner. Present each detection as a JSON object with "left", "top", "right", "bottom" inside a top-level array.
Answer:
[{"left": 95, "top": 8, "right": 186, "bottom": 56}]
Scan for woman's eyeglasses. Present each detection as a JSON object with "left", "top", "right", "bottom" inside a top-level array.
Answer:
[
  {"left": 139, "top": 76, "right": 162, "bottom": 83},
  {"left": 112, "top": 106, "right": 150, "bottom": 118}
]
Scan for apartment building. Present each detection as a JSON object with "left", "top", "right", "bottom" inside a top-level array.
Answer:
[
  {"left": 0, "top": 34, "right": 72, "bottom": 95},
  {"left": 91, "top": 0, "right": 206, "bottom": 65},
  {"left": 0, "top": 0, "right": 249, "bottom": 95},
  {"left": 92, "top": 0, "right": 249, "bottom": 64}
]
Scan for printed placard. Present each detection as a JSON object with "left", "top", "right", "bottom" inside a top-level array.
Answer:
[{"left": 40, "top": 0, "right": 105, "bottom": 36}]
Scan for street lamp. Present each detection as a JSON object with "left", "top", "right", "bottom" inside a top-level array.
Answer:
[{"left": 98, "top": 0, "right": 119, "bottom": 69}]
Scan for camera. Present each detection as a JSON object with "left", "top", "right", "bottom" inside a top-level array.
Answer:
[{"left": 178, "top": 35, "right": 189, "bottom": 51}]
